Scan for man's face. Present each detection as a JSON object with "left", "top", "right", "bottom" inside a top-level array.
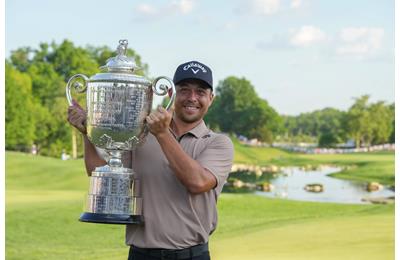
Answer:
[{"left": 174, "top": 81, "right": 214, "bottom": 124}]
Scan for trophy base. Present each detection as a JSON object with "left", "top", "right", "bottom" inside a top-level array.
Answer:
[{"left": 79, "top": 212, "right": 143, "bottom": 225}]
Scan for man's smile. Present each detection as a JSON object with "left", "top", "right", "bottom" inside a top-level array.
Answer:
[{"left": 183, "top": 104, "right": 200, "bottom": 112}]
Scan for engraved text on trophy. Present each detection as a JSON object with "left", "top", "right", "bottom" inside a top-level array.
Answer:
[{"left": 89, "top": 83, "right": 145, "bottom": 129}]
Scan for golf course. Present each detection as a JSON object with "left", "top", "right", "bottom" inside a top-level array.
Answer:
[{"left": 5, "top": 141, "right": 394, "bottom": 260}]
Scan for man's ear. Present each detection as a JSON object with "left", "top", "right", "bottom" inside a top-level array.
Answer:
[
  {"left": 168, "top": 88, "right": 173, "bottom": 98},
  {"left": 209, "top": 92, "right": 215, "bottom": 105}
]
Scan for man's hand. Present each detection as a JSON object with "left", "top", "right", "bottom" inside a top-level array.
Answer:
[
  {"left": 67, "top": 99, "right": 87, "bottom": 135},
  {"left": 146, "top": 106, "right": 174, "bottom": 138}
]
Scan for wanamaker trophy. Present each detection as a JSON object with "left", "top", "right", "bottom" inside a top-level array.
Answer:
[{"left": 66, "top": 39, "right": 176, "bottom": 224}]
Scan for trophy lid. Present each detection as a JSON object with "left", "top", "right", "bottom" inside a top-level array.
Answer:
[{"left": 100, "top": 39, "right": 140, "bottom": 73}]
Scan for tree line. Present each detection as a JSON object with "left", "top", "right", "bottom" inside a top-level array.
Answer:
[
  {"left": 281, "top": 96, "right": 394, "bottom": 147},
  {"left": 5, "top": 40, "right": 395, "bottom": 158},
  {"left": 6, "top": 40, "right": 147, "bottom": 157}
]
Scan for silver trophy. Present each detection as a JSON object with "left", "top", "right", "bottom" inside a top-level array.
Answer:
[{"left": 66, "top": 39, "right": 175, "bottom": 224}]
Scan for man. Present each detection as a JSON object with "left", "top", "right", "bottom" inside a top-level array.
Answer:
[{"left": 68, "top": 60, "right": 234, "bottom": 260}]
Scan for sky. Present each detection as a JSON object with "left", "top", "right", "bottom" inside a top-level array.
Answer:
[{"left": 5, "top": 0, "right": 395, "bottom": 115}]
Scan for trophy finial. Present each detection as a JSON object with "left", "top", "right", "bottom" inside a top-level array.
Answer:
[
  {"left": 100, "top": 39, "right": 139, "bottom": 72},
  {"left": 117, "top": 39, "right": 128, "bottom": 56}
]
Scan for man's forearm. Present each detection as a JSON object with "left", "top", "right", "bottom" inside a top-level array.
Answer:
[
  {"left": 155, "top": 132, "right": 216, "bottom": 194},
  {"left": 83, "top": 135, "right": 107, "bottom": 176}
]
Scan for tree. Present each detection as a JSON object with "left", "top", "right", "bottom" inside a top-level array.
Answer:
[
  {"left": 30, "top": 40, "right": 99, "bottom": 157},
  {"left": 7, "top": 39, "right": 150, "bottom": 157},
  {"left": 388, "top": 103, "right": 395, "bottom": 143},
  {"left": 205, "top": 76, "right": 283, "bottom": 142},
  {"left": 283, "top": 108, "right": 345, "bottom": 145},
  {"left": 9, "top": 47, "right": 32, "bottom": 72},
  {"left": 369, "top": 101, "right": 393, "bottom": 145},
  {"left": 318, "top": 133, "right": 341, "bottom": 147},
  {"left": 343, "top": 96, "right": 394, "bottom": 147},
  {"left": 46, "top": 40, "right": 99, "bottom": 81},
  {"left": 344, "top": 95, "right": 371, "bottom": 148},
  {"left": 5, "top": 62, "right": 36, "bottom": 150}
]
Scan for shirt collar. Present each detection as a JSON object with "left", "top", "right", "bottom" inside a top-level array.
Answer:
[
  {"left": 187, "top": 120, "right": 209, "bottom": 138},
  {"left": 170, "top": 120, "right": 209, "bottom": 140}
]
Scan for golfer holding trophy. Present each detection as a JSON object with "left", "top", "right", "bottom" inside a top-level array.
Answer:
[{"left": 67, "top": 39, "right": 234, "bottom": 260}]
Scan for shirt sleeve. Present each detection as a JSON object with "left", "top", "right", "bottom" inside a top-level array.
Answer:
[{"left": 196, "top": 134, "right": 234, "bottom": 196}]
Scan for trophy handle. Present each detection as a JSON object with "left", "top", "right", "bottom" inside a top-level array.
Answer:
[
  {"left": 66, "top": 74, "right": 89, "bottom": 106},
  {"left": 151, "top": 76, "right": 176, "bottom": 111}
]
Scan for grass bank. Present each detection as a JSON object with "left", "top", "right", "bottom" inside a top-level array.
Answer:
[
  {"left": 5, "top": 151, "right": 394, "bottom": 259},
  {"left": 233, "top": 138, "right": 395, "bottom": 186}
]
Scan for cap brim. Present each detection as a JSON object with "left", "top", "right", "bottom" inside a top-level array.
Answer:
[{"left": 175, "top": 78, "right": 213, "bottom": 90}]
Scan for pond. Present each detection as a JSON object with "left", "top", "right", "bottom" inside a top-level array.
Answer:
[{"left": 250, "top": 166, "right": 394, "bottom": 204}]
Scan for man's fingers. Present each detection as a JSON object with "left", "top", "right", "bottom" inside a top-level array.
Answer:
[
  {"left": 155, "top": 110, "right": 166, "bottom": 120},
  {"left": 70, "top": 114, "right": 84, "bottom": 122},
  {"left": 146, "top": 116, "right": 154, "bottom": 124},
  {"left": 67, "top": 100, "right": 87, "bottom": 134},
  {"left": 148, "top": 113, "right": 156, "bottom": 121},
  {"left": 68, "top": 110, "right": 85, "bottom": 121},
  {"left": 146, "top": 105, "right": 173, "bottom": 137},
  {"left": 158, "top": 106, "right": 167, "bottom": 113},
  {"left": 167, "top": 103, "right": 175, "bottom": 114},
  {"left": 72, "top": 99, "right": 84, "bottom": 109},
  {"left": 68, "top": 105, "right": 86, "bottom": 117},
  {"left": 78, "top": 122, "right": 86, "bottom": 130},
  {"left": 158, "top": 105, "right": 174, "bottom": 118},
  {"left": 68, "top": 106, "right": 77, "bottom": 114},
  {"left": 74, "top": 123, "right": 84, "bottom": 130},
  {"left": 68, "top": 109, "right": 78, "bottom": 117},
  {"left": 150, "top": 113, "right": 160, "bottom": 122},
  {"left": 68, "top": 113, "right": 86, "bottom": 128},
  {"left": 68, "top": 118, "right": 86, "bottom": 134},
  {"left": 72, "top": 99, "right": 80, "bottom": 108}
]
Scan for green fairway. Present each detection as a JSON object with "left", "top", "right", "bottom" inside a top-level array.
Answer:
[
  {"left": 211, "top": 211, "right": 393, "bottom": 260},
  {"left": 6, "top": 151, "right": 394, "bottom": 259}
]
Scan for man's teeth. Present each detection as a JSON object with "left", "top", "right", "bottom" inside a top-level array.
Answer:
[{"left": 185, "top": 106, "right": 199, "bottom": 110}]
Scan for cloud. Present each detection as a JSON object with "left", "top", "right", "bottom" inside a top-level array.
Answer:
[
  {"left": 256, "top": 34, "right": 294, "bottom": 50},
  {"left": 287, "top": 59, "right": 300, "bottom": 66},
  {"left": 134, "top": 0, "right": 195, "bottom": 19},
  {"left": 241, "top": 0, "right": 281, "bottom": 15},
  {"left": 289, "top": 26, "right": 327, "bottom": 47},
  {"left": 135, "top": 4, "right": 158, "bottom": 16},
  {"left": 257, "top": 25, "right": 389, "bottom": 63},
  {"left": 253, "top": 0, "right": 280, "bottom": 15},
  {"left": 290, "top": 0, "right": 302, "bottom": 9},
  {"left": 222, "top": 22, "right": 236, "bottom": 30},
  {"left": 336, "top": 27, "right": 384, "bottom": 56},
  {"left": 257, "top": 26, "right": 326, "bottom": 51},
  {"left": 238, "top": 0, "right": 307, "bottom": 16},
  {"left": 170, "top": 0, "right": 194, "bottom": 14}
]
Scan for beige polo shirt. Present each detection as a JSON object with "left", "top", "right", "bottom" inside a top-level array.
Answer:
[{"left": 125, "top": 120, "right": 234, "bottom": 249}]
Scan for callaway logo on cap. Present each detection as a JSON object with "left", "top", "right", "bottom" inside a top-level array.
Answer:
[{"left": 173, "top": 60, "right": 213, "bottom": 90}]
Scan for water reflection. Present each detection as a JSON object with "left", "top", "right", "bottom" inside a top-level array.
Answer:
[{"left": 253, "top": 166, "right": 394, "bottom": 204}]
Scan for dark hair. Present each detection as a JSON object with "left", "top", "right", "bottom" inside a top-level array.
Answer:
[{"left": 175, "top": 78, "right": 212, "bottom": 91}]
